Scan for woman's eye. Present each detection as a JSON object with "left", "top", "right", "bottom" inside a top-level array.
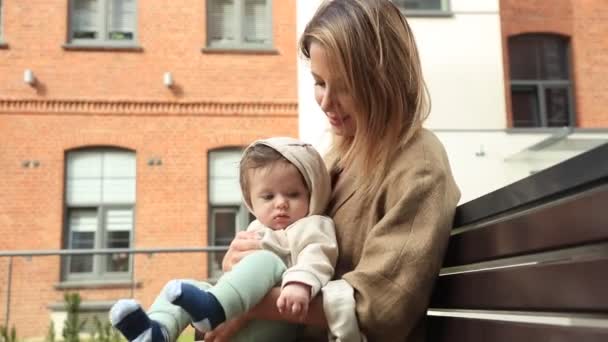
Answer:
[{"left": 314, "top": 80, "right": 325, "bottom": 87}]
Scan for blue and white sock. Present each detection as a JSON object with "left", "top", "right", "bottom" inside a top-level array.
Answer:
[
  {"left": 109, "top": 299, "right": 168, "bottom": 342},
  {"left": 164, "top": 280, "right": 226, "bottom": 333}
]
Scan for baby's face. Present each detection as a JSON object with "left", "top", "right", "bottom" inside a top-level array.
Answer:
[{"left": 248, "top": 162, "right": 310, "bottom": 230}]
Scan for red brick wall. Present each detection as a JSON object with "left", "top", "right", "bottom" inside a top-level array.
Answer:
[
  {"left": 0, "top": 0, "right": 297, "bottom": 338},
  {"left": 500, "top": 0, "right": 608, "bottom": 127}
]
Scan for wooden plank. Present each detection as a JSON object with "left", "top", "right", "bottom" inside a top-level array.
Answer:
[
  {"left": 431, "top": 258, "right": 608, "bottom": 311},
  {"left": 427, "top": 316, "right": 608, "bottom": 342},
  {"left": 454, "top": 143, "right": 608, "bottom": 226},
  {"left": 443, "top": 185, "right": 608, "bottom": 266}
]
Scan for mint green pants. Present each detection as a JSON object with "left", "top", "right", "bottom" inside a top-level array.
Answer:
[{"left": 148, "top": 250, "right": 299, "bottom": 342}]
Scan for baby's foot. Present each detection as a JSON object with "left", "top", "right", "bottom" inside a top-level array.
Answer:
[
  {"left": 165, "top": 280, "right": 225, "bottom": 332},
  {"left": 109, "top": 299, "right": 167, "bottom": 342}
]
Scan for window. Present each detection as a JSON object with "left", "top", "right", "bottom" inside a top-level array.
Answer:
[
  {"left": 63, "top": 149, "right": 136, "bottom": 281},
  {"left": 393, "top": 0, "right": 451, "bottom": 14},
  {"left": 207, "top": 0, "right": 272, "bottom": 50},
  {"left": 208, "top": 149, "right": 253, "bottom": 279},
  {"left": 509, "top": 34, "right": 574, "bottom": 127},
  {"left": 69, "top": 0, "right": 137, "bottom": 46}
]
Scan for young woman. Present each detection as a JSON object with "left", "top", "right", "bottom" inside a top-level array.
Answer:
[{"left": 209, "top": 0, "right": 461, "bottom": 341}]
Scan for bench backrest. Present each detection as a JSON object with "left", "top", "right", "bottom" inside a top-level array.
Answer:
[{"left": 427, "top": 143, "right": 608, "bottom": 341}]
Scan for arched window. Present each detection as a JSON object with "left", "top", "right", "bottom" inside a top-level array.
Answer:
[
  {"left": 508, "top": 34, "right": 574, "bottom": 127},
  {"left": 207, "top": 148, "right": 253, "bottom": 279},
  {"left": 63, "top": 148, "right": 135, "bottom": 281}
]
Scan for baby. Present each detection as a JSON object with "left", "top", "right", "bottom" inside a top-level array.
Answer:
[{"left": 110, "top": 137, "right": 336, "bottom": 342}]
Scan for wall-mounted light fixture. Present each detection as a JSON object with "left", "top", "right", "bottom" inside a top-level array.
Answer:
[
  {"left": 163, "top": 72, "right": 174, "bottom": 88},
  {"left": 24, "top": 69, "right": 36, "bottom": 86}
]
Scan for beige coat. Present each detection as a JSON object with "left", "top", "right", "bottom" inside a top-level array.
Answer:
[{"left": 306, "top": 129, "right": 461, "bottom": 342}]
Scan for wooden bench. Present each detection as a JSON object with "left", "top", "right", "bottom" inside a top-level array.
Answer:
[{"left": 427, "top": 143, "right": 608, "bottom": 341}]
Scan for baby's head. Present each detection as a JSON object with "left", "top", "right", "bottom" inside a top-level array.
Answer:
[{"left": 239, "top": 138, "right": 330, "bottom": 230}]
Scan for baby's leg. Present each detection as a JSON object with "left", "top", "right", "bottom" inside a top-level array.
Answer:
[
  {"left": 149, "top": 279, "right": 212, "bottom": 341},
  {"left": 167, "top": 250, "right": 286, "bottom": 331}
]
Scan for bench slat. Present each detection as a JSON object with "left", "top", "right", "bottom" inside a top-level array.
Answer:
[
  {"left": 444, "top": 184, "right": 608, "bottom": 266},
  {"left": 431, "top": 257, "right": 608, "bottom": 311},
  {"left": 427, "top": 316, "right": 608, "bottom": 342}
]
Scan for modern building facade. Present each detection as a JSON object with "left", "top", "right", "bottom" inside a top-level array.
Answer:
[{"left": 0, "top": 0, "right": 297, "bottom": 338}]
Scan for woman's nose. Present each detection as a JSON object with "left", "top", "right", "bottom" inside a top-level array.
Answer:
[{"left": 320, "top": 90, "right": 334, "bottom": 112}]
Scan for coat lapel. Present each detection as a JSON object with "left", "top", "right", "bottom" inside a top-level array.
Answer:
[{"left": 328, "top": 166, "right": 357, "bottom": 217}]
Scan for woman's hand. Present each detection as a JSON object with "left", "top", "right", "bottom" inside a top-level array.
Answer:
[
  {"left": 203, "top": 315, "right": 250, "bottom": 342},
  {"left": 222, "top": 231, "right": 262, "bottom": 271}
]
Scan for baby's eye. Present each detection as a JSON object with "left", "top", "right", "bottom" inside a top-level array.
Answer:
[
  {"left": 288, "top": 192, "right": 301, "bottom": 198},
  {"left": 261, "top": 194, "right": 274, "bottom": 201}
]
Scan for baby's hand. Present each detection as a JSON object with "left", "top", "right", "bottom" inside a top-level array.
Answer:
[{"left": 276, "top": 282, "right": 311, "bottom": 321}]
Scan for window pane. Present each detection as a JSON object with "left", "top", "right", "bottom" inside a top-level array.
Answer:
[
  {"left": 103, "top": 179, "right": 135, "bottom": 203},
  {"left": 209, "top": 208, "right": 238, "bottom": 279},
  {"left": 509, "top": 36, "right": 541, "bottom": 80},
  {"left": 214, "top": 211, "right": 237, "bottom": 244},
  {"left": 394, "top": 0, "right": 443, "bottom": 10},
  {"left": 107, "top": 0, "right": 135, "bottom": 40},
  {"left": 512, "top": 85, "right": 540, "bottom": 127},
  {"left": 67, "top": 152, "right": 103, "bottom": 204},
  {"left": 103, "top": 151, "right": 136, "bottom": 178},
  {"left": 68, "top": 210, "right": 97, "bottom": 274},
  {"left": 540, "top": 37, "right": 569, "bottom": 80},
  {"left": 106, "top": 231, "right": 130, "bottom": 272},
  {"left": 244, "top": 0, "right": 269, "bottom": 44},
  {"left": 73, "top": 0, "right": 99, "bottom": 39},
  {"left": 68, "top": 152, "right": 103, "bottom": 178},
  {"left": 104, "top": 209, "right": 131, "bottom": 272},
  {"left": 67, "top": 179, "right": 102, "bottom": 205},
  {"left": 509, "top": 34, "right": 569, "bottom": 80},
  {"left": 546, "top": 87, "right": 571, "bottom": 127},
  {"left": 209, "top": 0, "right": 235, "bottom": 44},
  {"left": 209, "top": 150, "right": 242, "bottom": 204}
]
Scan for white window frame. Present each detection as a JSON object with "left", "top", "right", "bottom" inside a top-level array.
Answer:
[
  {"left": 68, "top": 0, "right": 138, "bottom": 47},
  {"left": 206, "top": 0, "right": 273, "bottom": 50},
  {"left": 63, "top": 148, "right": 136, "bottom": 282},
  {"left": 394, "top": 0, "right": 452, "bottom": 16}
]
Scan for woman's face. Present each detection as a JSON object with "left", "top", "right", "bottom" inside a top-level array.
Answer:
[{"left": 310, "top": 42, "right": 357, "bottom": 137}]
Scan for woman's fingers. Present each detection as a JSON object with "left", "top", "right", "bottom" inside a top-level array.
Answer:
[{"left": 222, "top": 231, "right": 261, "bottom": 271}]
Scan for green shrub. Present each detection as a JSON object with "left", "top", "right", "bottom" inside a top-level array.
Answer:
[
  {"left": 62, "top": 293, "right": 87, "bottom": 342},
  {"left": 0, "top": 325, "right": 18, "bottom": 342},
  {"left": 45, "top": 322, "right": 55, "bottom": 342},
  {"left": 91, "top": 316, "right": 122, "bottom": 342}
]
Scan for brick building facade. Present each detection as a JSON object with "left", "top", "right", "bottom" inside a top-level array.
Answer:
[
  {"left": 0, "top": 0, "right": 297, "bottom": 338},
  {"left": 500, "top": 0, "right": 608, "bottom": 128}
]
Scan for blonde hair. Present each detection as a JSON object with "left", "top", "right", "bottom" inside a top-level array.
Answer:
[{"left": 300, "top": 0, "right": 430, "bottom": 193}]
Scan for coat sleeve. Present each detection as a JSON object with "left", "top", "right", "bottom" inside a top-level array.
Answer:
[
  {"left": 342, "top": 154, "right": 460, "bottom": 341},
  {"left": 282, "top": 215, "right": 338, "bottom": 297}
]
